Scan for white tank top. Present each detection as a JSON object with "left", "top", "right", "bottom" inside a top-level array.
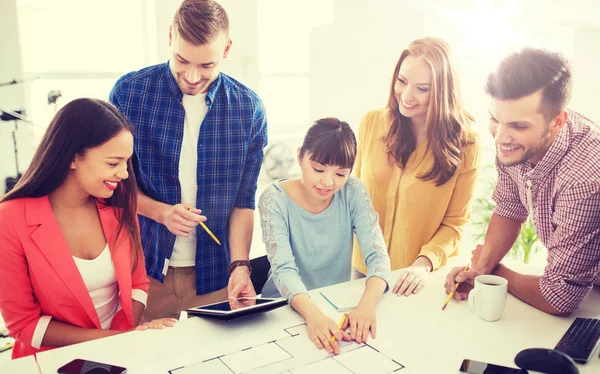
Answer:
[{"left": 73, "top": 244, "right": 120, "bottom": 329}]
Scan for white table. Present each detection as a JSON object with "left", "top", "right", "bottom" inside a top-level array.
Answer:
[
  {"left": 2, "top": 354, "right": 39, "bottom": 373},
  {"left": 32, "top": 258, "right": 600, "bottom": 373}
]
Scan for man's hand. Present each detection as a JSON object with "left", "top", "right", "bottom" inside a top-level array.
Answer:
[
  {"left": 443, "top": 266, "right": 481, "bottom": 301},
  {"left": 161, "top": 204, "right": 206, "bottom": 237},
  {"left": 227, "top": 266, "right": 256, "bottom": 302}
]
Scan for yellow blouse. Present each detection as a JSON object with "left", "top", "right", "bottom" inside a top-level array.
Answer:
[{"left": 352, "top": 108, "right": 480, "bottom": 273}]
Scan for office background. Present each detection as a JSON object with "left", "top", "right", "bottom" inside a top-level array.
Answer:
[{"left": 1, "top": 0, "right": 599, "bottom": 349}]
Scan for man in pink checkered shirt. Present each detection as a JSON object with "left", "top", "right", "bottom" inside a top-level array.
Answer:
[{"left": 444, "top": 48, "right": 600, "bottom": 315}]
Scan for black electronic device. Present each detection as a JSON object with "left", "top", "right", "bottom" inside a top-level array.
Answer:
[
  {"left": 514, "top": 348, "right": 578, "bottom": 374},
  {"left": 186, "top": 297, "right": 287, "bottom": 321},
  {"left": 460, "top": 359, "right": 527, "bottom": 373},
  {"left": 554, "top": 317, "right": 600, "bottom": 363},
  {"left": 57, "top": 358, "right": 127, "bottom": 374}
]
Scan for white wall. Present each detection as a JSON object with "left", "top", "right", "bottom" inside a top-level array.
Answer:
[
  {"left": 0, "top": 0, "right": 26, "bottom": 193},
  {"left": 309, "top": 0, "right": 600, "bottom": 134},
  {"left": 3, "top": 0, "right": 600, "bottom": 194}
]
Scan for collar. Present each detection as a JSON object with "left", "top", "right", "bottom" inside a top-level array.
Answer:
[{"left": 163, "top": 61, "right": 223, "bottom": 105}]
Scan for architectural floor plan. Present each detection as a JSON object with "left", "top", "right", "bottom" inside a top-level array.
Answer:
[{"left": 170, "top": 323, "right": 404, "bottom": 374}]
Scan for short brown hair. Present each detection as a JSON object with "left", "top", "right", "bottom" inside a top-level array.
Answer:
[
  {"left": 485, "top": 48, "right": 572, "bottom": 122},
  {"left": 173, "top": 0, "right": 230, "bottom": 45},
  {"left": 299, "top": 118, "right": 357, "bottom": 169}
]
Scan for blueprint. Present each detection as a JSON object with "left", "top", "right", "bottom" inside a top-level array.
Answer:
[{"left": 170, "top": 323, "right": 404, "bottom": 374}]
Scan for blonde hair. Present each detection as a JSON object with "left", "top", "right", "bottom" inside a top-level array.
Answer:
[{"left": 383, "top": 37, "right": 475, "bottom": 185}]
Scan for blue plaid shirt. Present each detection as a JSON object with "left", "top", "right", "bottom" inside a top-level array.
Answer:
[{"left": 109, "top": 62, "right": 268, "bottom": 294}]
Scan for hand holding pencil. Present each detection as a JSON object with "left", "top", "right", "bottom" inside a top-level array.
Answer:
[
  {"left": 443, "top": 264, "right": 480, "bottom": 309},
  {"left": 306, "top": 312, "right": 351, "bottom": 355},
  {"left": 187, "top": 207, "right": 221, "bottom": 245},
  {"left": 330, "top": 313, "right": 348, "bottom": 343},
  {"left": 441, "top": 265, "right": 469, "bottom": 310}
]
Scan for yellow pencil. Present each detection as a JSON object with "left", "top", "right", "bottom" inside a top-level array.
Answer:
[
  {"left": 199, "top": 221, "right": 221, "bottom": 246},
  {"left": 441, "top": 265, "right": 469, "bottom": 310},
  {"left": 188, "top": 208, "right": 221, "bottom": 246},
  {"left": 330, "top": 312, "right": 348, "bottom": 343}
]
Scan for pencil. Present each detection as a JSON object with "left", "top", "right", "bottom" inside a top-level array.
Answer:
[
  {"left": 188, "top": 208, "right": 221, "bottom": 246},
  {"left": 199, "top": 221, "right": 221, "bottom": 246},
  {"left": 330, "top": 312, "right": 348, "bottom": 343},
  {"left": 441, "top": 265, "right": 469, "bottom": 310}
]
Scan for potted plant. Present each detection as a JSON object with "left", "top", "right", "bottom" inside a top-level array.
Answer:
[{"left": 471, "top": 165, "right": 540, "bottom": 264}]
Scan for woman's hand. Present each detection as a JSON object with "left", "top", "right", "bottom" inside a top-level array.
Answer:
[
  {"left": 393, "top": 256, "right": 433, "bottom": 296},
  {"left": 345, "top": 306, "right": 376, "bottom": 344},
  {"left": 135, "top": 318, "right": 177, "bottom": 331},
  {"left": 306, "top": 312, "right": 351, "bottom": 354}
]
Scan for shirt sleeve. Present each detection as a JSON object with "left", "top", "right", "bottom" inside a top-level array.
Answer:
[
  {"left": 234, "top": 99, "right": 268, "bottom": 209},
  {"left": 492, "top": 157, "right": 528, "bottom": 222},
  {"left": 31, "top": 316, "right": 52, "bottom": 349},
  {"left": 108, "top": 79, "right": 149, "bottom": 195},
  {"left": 131, "top": 290, "right": 148, "bottom": 308},
  {"left": 131, "top": 215, "right": 150, "bottom": 307},
  {"left": 419, "top": 139, "right": 481, "bottom": 270},
  {"left": 538, "top": 181, "right": 600, "bottom": 313},
  {"left": 348, "top": 178, "right": 392, "bottom": 290},
  {"left": 108, "top": 78, "right": 122, "bottom": 109},
  {"left": 259, "top": 185, "right": 308, "bottom": 301},
  {"left": 0, "top": 206, "right": 50, "bottom": 349}
]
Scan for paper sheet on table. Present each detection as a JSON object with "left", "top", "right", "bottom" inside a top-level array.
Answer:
[
  {"left": 319, "top": 288, "right": 363, "bottom": 312},
  {"left": 333, "top": 345, "right": 403, "bottom": 374},
  {"left": 170, "top": 358, "right": 232, "bottom": 374},
  {"left": 220, "top": 342, "right": 292, "bottom": 373},
  {"left": 292, "top": 358, "right": 353, "bottom": 374}
]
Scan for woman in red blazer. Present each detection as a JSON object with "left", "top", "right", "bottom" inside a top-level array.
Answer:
[{"left": 0, "top": 98, "right": 175, "bottom": 359}]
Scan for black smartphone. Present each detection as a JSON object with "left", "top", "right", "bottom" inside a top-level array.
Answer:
[
  {"left": 460, "top": 359, "right": 528, "bottom": 374},
  {"left": 57, "top": 359, "right": 127, "bottom": 374}
]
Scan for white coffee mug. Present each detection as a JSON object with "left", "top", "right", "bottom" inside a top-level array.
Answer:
[{"left": 468, "top": 275, "right": 508, "bottom": 322}]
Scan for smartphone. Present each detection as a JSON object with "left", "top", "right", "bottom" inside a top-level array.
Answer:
[
  {"left": 57, "top": 358, "right": 127, "bottom": 374},
  {"left": 460, "top": 359, "right": 528, "bottom": 374}
]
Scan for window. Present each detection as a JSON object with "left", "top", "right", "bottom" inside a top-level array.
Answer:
[{"left": 16, "top": 0, "right": 155, "bottom": 141}]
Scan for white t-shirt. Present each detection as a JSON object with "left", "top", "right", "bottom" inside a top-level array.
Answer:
[
  {"left": 170, "top": 93, "right": 209, "bottom": 267},
  {"left": 73, "top": 245, "right": 120, "bottom": 329}
]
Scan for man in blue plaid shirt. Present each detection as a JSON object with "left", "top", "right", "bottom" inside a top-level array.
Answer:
[{"left": 109, "top": 0, "right": 267, "bottom": 320}]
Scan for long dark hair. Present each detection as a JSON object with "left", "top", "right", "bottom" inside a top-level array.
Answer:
[
  {"left": 1, "top": 98, "right": 141, "bottom": 270},
  {"left": 299, "top": 118, "right": 357, "bottom": 169},
  {"left": 383, "top": 37, "right": 475, "bottom": 186}
]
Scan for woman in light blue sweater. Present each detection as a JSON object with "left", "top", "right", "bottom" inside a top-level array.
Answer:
[{"left": 259, "top": 118, "right": 391, "bottom": 355}]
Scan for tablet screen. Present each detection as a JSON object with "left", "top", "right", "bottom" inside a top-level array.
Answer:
[{"left": 198, "top": 298, "right": 275, "bottom": 312}]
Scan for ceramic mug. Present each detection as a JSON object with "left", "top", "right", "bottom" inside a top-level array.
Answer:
[{"left": 468, "top": 275, "right": 508, "bottom": 322}]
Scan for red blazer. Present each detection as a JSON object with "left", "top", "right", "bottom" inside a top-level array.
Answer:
[{"left": 0, "top": 196, "right": 149, "bottom": 359}]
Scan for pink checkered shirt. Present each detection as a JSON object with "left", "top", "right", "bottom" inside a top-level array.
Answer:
[{"left": 492, "top": 110, "right": 600, "bottom": 313}]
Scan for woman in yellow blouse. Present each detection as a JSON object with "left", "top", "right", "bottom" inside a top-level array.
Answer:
[{"left": 352, "top": 37, "right": 480, "bottom": 296}]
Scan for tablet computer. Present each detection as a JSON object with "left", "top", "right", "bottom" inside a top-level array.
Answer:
[{"left": 187, "top": 297, "right": 287, "bottom": 320}]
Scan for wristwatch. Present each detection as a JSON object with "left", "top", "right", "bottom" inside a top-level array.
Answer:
[{"left": 229, "top": 260, "right": 252, "bottom": 275}]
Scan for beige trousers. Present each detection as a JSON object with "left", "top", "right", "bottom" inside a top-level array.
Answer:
[{"left": 143, "top": 266, "right": 228, "bottom": 321}]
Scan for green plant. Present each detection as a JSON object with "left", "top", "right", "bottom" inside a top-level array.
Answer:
[{"left": 471, "top": 166, "right": 540, "bottom": 264}]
